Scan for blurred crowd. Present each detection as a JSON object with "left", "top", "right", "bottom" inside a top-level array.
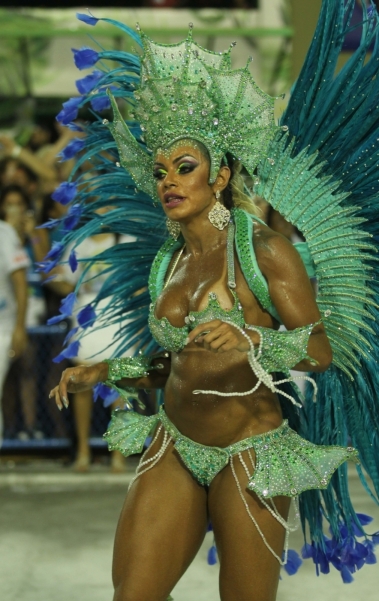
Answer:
[
  {"left": 0, "top": 121, "right": 78, "bottom": 446},
  {"left": 0, "top": 119, "right": 139, "bottom": 473}
]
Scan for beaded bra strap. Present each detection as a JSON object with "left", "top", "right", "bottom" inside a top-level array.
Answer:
[{"left": 226, "top": 221, "right": 236, "bottom": 289}]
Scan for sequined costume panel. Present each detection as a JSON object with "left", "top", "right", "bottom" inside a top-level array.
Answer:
[{"left": 104, "top": 407, "right": 359, "bottom": 495}]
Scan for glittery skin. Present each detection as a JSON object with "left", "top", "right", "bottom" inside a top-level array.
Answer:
[
  {"left": 148, "top": 221, "right": 245, "bottom": 353},
  {"left": 104, "top": 407, "right": 359, "bottom": 493},
  {"left": 107, "top": 26, "right": 279, "bottom": 202}
]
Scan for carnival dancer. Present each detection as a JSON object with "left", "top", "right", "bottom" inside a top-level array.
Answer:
[{"left": 48, "top": 1, "right": 379, "bottom": 598}]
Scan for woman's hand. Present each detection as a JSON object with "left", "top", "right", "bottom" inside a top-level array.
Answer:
[
  {"left": 10, "top": 324, "right": 28, "bottom": 359},
  {"left": 186, "top": 320, "right": 251, "bottom": 353},
  {"left": 49, "top": 362, "right": 109, "bottom": 410}
]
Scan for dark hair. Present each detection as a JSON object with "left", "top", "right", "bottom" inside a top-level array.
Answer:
[
  {"left": 40, "top": 193, "right": 56, "bottom": 225},
  {"left": 0, "top": 184, "right": 33, "bottom": 218},
  {"left": 222, "top": 153, "right": 235, "bottom": 211}
]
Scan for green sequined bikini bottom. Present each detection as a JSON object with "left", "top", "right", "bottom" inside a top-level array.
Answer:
[{"left": 104, "top": 407, "right": 359, "bottom": 498}]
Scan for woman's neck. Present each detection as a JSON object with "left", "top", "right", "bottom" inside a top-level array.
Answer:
[{"left": 180, "top": 215, "right": 227, "bottom": 258}]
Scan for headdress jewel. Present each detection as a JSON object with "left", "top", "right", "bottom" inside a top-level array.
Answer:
[{"left": 108, "top": 23, "right": 279, "bottom": 201}]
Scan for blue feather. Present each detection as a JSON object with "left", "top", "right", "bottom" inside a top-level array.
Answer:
[
  {"left": 56, "top": 97, "right": 82, "bottom": 125},
  {"left": 63, "top": 327, "right": 79, "bottom": 346},
  {"left": 341, "top": 566, "right": 355, "bottom": 584},
  {"left": 52, "top": 182, "right": 78, "bottom": 205},
  {"left": 68, "top": 250, "right": 78, "bottom": 273},
  {"left": 53, "top": 341, "right": 80, "bottom": 363},
  {"left": 207, "top": 545, "right": 218, "bottom": 565},
  {"left": 72, "top": 47, "right": 99, "bottom": 70},
  {"left": 59, "top": 292, "right": 77, "bottom": 317},
  {"left": 93, "top": 383, "right": 119, "bottom": 406},
  {"left": 76, "top": 12, "right": 99, "bottom": 27},
  {"left": 77, "top": 305, "right": 96, "bottom": 328},
  {"left": 60, "top": 139, "right": 85, "bottom": 161},
  {"left": 76, "top": 70, "right": 103, "bottom": 94},
  {"left": 283, "top": 549, "right": 303, "bottom": 575}
]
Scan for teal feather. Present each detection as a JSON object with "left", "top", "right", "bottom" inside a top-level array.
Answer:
[{"left": 258, "top": 0, "right": 379, "bottom": 578}]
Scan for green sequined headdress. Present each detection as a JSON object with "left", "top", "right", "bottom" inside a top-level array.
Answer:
[{"left": 108, "top": 23, "right": 279, "bottom": 200}]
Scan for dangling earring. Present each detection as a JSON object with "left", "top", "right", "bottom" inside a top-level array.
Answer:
[
  {"left": 166, "top": 218, "right": 181, "bottom": 240},
  {"left": 208, "top": 190, "right": 230, "bottom": 230}
]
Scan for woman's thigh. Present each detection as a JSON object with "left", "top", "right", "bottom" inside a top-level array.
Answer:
[
  {"left": 208, "top": 453, "right": 291, "bottom": 601},
  {"left": 112, "top": 436, "right": 208, "bottom": 601}
]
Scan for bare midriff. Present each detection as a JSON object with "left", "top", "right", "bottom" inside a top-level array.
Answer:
[{"left": 163, "top": 348, "right": 283, "bottom": 448}]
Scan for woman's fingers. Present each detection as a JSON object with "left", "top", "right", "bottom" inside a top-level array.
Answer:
[
  {"left": 188, "top": 321, "right": 251, "bottom": 353},
  {"left": 49, "top": 386, "right": 63, "bottom": 411},
  {"left": 59, "top": 372, "right": 70, "bottom": 407},
  {"left": 186, "top": 320, "right": 221, "bottom": 345},
  {"left": 204, "top": 332, "right": 231, "bottom": 353}
]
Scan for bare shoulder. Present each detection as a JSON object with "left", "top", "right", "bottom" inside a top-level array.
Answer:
[{"left": 253, "top": 222, "right": 304, "bottom": 279}]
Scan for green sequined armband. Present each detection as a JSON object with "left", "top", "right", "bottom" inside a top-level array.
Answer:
[
  {"left": 103, "top": 354, "right": 168, "bottom": 409},
  {"left": 245, "top": 320, "right": 322, "bottom": 373},
  {"left": 104, "top": 355, "right": 154, "bottom": 382}
]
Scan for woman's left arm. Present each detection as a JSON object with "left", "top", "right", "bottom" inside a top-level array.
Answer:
[{"left": 255, "top": 227, "right": 332, "bottom": 373}]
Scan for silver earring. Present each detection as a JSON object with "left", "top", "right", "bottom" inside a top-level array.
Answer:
[
  {"left": 208, "top": 194, "right": 230, "bottom": 231},
  {"left": 166, "top": 218, "right": 181, "bottom": 240}
]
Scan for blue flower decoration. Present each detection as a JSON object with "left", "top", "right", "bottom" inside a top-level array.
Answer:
[
  {"left": 76, "top": 12, "right": 99, "bottom": 26},
  {"left": 72, "top": 47, "right": 99, "bottom": 70},
  {"left": 56, "top": 97, "right": 82, "bottom": 125},
  {"left": 52, "top": 182, "right": 77, "bottom": 205},
  {"left": 60, "top": 138, "right": 85, "bottom": 161},
  {"left": 76, "top": 70, "right": 103, "bottom": 94}
]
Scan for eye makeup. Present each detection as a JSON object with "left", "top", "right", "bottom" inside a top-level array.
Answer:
[
  {"left": 153, "top": 155, "right": 199, "bottom": 179},
  {"left": 176, "top": 160, "right": 198, "bottom": 174},
  {"left": 153, "top": 167, "right": 168, "bottom": 179}
]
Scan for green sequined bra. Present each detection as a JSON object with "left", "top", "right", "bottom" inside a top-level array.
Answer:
[{"left": 148, "top": 220, "right": 245, "bottom": 352}]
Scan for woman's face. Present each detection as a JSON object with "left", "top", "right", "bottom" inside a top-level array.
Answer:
[
  {"left": 153, "top": 143, "right": 216, "bottom": 222},
  {"left": 2, "top": 191, "right": 27, "bottom": 220}
]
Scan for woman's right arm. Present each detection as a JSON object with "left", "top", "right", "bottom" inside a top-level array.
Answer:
[{"left": 49, "top": 355, "right": 171, "bottom": 410}]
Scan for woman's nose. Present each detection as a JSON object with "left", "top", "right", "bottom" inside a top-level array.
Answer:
[{"left": 163, "top": 171, "right": 178, "bottom": 188}]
